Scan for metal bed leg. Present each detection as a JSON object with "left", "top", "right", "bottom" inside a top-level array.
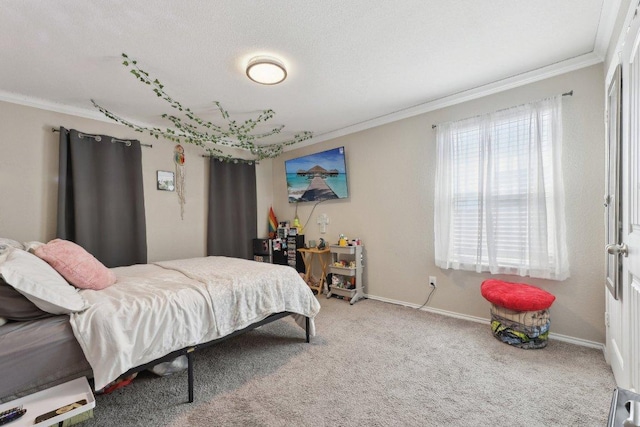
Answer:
[
  {"left": 305, "top": 317, "right": 310, "bottom": 343},
  {"left": 187, "top": 348, "right": 195, "bottom": 403}
]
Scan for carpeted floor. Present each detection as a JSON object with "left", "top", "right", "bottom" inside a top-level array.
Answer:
[{"left": 89, "top": 297, "right": 615, "bottom": 426}]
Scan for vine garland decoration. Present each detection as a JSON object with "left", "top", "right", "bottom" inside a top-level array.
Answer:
[{"left": 91, "top": 53, "right": 313, "bottom": 162}]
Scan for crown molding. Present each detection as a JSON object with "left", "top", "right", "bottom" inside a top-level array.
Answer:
[
  {"left": 595, "top": 0, "right": 623, "bottom": 57},
  {"left": 302, "top": 52, "right": 604, "bottom": 148},
  {"left": 0, "top": 51, "right": 604, "bottom": 152},
  {"left": 0, "top": 90, "right": 115, "bottom": 123}
]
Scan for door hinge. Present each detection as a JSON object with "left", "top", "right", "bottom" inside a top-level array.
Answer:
[{"left": 605, "top": 311, "right": 610, "bottom": 327}]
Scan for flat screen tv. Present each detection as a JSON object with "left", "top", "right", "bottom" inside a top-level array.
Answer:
[{"left": 285, "top": 146, "right": 349, "bottom": 203}]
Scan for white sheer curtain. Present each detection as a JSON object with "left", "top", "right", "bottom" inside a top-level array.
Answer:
[{"left": 434, "top": 95, "right": 569, "bottom": 280}]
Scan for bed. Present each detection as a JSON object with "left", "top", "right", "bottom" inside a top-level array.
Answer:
[{"left": 0, "top": 239, "right": 320, "bottom": 403}]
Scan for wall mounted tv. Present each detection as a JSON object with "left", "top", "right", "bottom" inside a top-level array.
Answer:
[{"left": 285, "top": 146, "right": 349, "bottom": 203}]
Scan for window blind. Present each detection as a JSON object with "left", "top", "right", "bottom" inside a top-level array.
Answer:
[{"left": 434, "top": 96, "right": 569, "bottom": 280}]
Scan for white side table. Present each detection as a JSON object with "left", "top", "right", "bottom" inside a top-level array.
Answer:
[{"left": 0, "top": 377, "right": 95, "bottom": 426}]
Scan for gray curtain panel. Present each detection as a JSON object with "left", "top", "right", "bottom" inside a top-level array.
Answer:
[
  {"left": 57, "top": 127, "right": 147, "bottom": 267},
  {"left": 208, "top": 159, "right": 257, "bottom": 259}
]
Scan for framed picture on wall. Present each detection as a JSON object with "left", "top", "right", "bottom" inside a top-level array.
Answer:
[{"left": 157, "top": 170, "right": 175, "bottom": 191}]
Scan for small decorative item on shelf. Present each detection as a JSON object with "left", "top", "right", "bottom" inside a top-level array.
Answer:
[
  {"left": 317, "top": 238, "right": 326, "bottom": 250},
  {"left": 292, "top": 215, "right": 303, "bottom": 234},
  {"left": 339, "top": 234, "right": 348, "bottom": 246},
  {"left": 332, "top": 274, "right": 343, "bottom": 288}
]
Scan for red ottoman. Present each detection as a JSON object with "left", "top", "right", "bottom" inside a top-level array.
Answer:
[{"left": 481, "top": 279, "right": 555, "bottom": 349}]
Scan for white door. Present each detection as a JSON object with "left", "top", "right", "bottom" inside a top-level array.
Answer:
[
  {"left": 606, "top": 3, "right": 640, "bottom": 391},
  {"left": 605, "top": 61, "right": 625, "bottom": 385}
]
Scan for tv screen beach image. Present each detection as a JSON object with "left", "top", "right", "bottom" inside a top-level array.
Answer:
[{"left": 285, "top": 147, "right": 348, "bottom": 203}]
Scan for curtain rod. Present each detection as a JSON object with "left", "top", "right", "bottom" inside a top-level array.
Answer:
[
  {"left": 431, "top": 90, "right": 573, "bottom": 130},
  {"left": 201, "top": 154, "right": 258, "bottom": 165},
  {"left": 51, "top": 128, "right": 152, "bottom": 147}
]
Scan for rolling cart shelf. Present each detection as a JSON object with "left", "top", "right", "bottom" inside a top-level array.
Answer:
[
  {"left": 330, "top": 266, "right": 356, "bottom": 276},
  {"left": 327, "top": 244, "right": 364, "bottom": 305},
  {"left": 329, "top": 286, "right": 356, "bottom": 298}
]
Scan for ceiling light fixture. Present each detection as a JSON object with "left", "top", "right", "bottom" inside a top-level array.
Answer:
[{"left": 246, "top": 56, "right": 287, "bottom": 85}]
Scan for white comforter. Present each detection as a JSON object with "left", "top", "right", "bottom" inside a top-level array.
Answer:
[{"left": 69, "top": 256, "right": 320, "bottom": 390}]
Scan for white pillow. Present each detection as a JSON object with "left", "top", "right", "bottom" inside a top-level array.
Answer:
[
  {"left": 0, "top": 317, "right": 6, "bottom": 326},
  {"left": 0, "top": 238, "right": 24, "bottom": 254},
  {"left": 0, "top": 248, "right": 87, "bottom": 315},
  {"left": 24, "top": 241, "right": 45, "bottom": 254}
]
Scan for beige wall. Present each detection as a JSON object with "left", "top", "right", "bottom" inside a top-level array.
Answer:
[
  {"left": 272, "top": 64, "right": 606, "bottom": 343},
  {"left": 0, "top": 101, "right": 210, "bottom": 262},
  {"left": 0, "top": 63, "right": 606, "bottom": 343}
]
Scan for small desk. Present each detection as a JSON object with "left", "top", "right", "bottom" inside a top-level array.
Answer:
[{"left": 297, "top": 248, "right": 331, "bottom": 295}]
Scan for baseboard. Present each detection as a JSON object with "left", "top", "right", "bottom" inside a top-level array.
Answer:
[{"left": 365, "top": 294, "right": 605, "bottom": 351}]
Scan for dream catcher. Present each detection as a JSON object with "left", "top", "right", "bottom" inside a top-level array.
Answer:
[{"left": 174, "top": 144, "right": 186, "bottom": 219}]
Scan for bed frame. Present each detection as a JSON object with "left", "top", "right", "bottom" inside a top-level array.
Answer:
[{"left": 121, "top": 312, "right": 311, "bottom": 403}]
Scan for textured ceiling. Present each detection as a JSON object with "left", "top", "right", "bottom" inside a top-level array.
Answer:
[{"left": 0, "top": 0, "right": 615, "bottom": 148}]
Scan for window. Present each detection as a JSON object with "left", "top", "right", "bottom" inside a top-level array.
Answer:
[{"left": 434, "top": 95, "right": 569, "bottom": 280}]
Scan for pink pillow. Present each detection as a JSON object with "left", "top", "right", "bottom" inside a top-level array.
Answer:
[{"left": 34, "top": 239, "right": 116, "bottom": 290}]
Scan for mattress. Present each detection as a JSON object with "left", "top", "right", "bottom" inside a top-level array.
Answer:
[{"left": 0, "top": 316, "right": 91, "bottom": 402}]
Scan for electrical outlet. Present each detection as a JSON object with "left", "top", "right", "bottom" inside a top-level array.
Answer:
[{"left": 429, "top": 276, "right": 437, "bottom": 288}]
